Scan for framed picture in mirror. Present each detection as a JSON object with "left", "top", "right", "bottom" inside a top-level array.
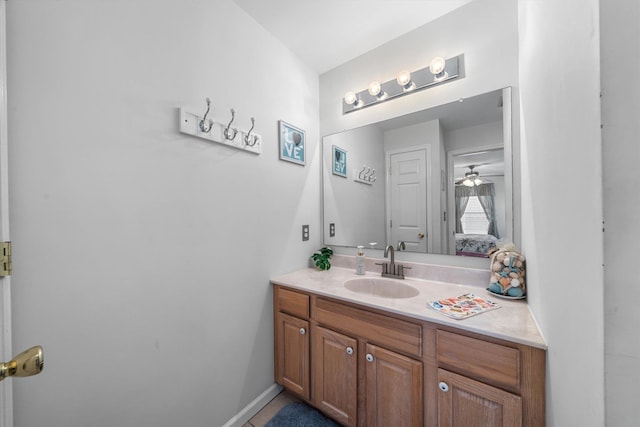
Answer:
[{"left": 332, "top": 145, "right": 347, "bottom": 177}]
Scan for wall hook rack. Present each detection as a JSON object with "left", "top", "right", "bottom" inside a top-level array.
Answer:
[
  {"left": 354, "top": 165, "right": 376, "bottom": 185},
  {"left": 178, "top": 99, "right": 262, "bottom": 155}
]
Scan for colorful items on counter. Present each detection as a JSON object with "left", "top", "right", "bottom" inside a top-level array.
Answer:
[
  {"left": 487, "top": 244, "right": 526, "bottom": 298},
  {"left": 427, "top": 293, "right": 500, "bottom": 320}
]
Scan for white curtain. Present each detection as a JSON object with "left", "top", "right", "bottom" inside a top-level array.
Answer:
[{"left": 454, "top": 183, "right": 499, "bottom": 237}]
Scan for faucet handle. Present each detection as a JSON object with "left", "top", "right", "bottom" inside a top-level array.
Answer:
[
  {"left": 398, "top": 264, "right": 411, "bottom": 277},
  {"left": 375, "top": 262, "right": 388, "bottom": 274}
]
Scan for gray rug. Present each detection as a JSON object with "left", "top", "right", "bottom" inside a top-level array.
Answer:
[{"left": 264, "top": 402, "right": 340, "bottom": 427}]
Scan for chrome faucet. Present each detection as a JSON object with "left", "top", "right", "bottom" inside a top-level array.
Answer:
[
  {"left": 384, "top": 245, "right": 395, "bottom": 265},
  {"left": 377, "top": 244, "right": 410, "bottom": 279}
]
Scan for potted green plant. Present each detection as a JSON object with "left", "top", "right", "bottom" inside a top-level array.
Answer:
[{"left": 311, "top": 247, "right": 333, "bottom": 270}]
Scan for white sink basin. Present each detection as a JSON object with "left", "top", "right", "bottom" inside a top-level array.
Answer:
[{"left": 344, "top": 277, "right": 420, "bottom": 299}]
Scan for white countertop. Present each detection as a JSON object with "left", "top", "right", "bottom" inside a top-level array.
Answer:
[{"left": 271, "top": 267, "right": 547, "bottom": 350}]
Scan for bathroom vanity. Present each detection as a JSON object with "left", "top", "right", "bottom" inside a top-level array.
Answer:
[{"left": 271, "top": 266, "right": 546, "bottom": 426}]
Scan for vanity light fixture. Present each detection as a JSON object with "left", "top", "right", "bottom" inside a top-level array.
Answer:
[
  {"left": 429, "top": 56, "right": 448, "bottom": 80},
  {"left": 396, "top": 70, "right": 415, "bottom": 91},
  {"left": 342, "top": 54, "right": 462, "bottom": 114},
  {"left": 368, "top": 81, "right": 387, "bottom": 100},
  {"left": 343, "top": 91, "right": 361, "bottom": 108}
]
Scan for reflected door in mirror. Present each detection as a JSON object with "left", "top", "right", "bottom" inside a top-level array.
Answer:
[{"left": 388, "top": 149, "right": 427, "bottom": 253}]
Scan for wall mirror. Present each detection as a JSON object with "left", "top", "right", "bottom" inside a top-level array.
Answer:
[{"left": 322, "top": 87, "right": 513, "bottom": 258}]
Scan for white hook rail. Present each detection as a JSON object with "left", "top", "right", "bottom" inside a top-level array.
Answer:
[
  {"left": 353, "top": 165, "right": 376, "bottom": 185},
  {"left": 178, "top": 100, "right": 262, "bottom": 155}
]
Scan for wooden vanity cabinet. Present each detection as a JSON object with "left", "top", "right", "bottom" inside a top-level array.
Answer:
[
  {"left": 312, "top": 325, "right": 358, "bottom": 426},
  {"left": 311, "top": 324, "right": 423, "bottom": 427},
  {"left": 274, "top": 287, "right": 310, "bottom": 399},
  {"left": 364, "top": 343, "right": 423, "bottom": 427},
  {"left": 273, "top": 284, "right": 545, "bottom": 427},
  {"left": 437, "top": 368, "right": 522, "bottom": 426},
  {"left": 434, "top": 329, "right": 546, "bottom": 427}
]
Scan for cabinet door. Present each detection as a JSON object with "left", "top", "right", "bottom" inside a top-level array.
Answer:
[
  {"left": 275, "top": 312, "right": 309, "bottom": 399},
  {"left": 364, "top": 343, "right": 423, "bottom": 427},
  {"left": 312, "top": 325, "right": 358, "bottom": 427},
  {"left": 437, "top": 368, "right": 522, "bottom": 427}
]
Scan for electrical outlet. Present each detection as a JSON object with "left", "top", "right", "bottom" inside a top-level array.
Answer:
[
  {"left": 302, "top": 225, "right": 309, "bottom": 241},
  {"left": 329, "top": 223, "right": 335, "bottom": 237}
]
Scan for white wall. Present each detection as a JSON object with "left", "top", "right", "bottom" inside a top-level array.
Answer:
[
  {"left": 518, "top": 1, "right": 604, "bottom": 426},
  {"left": 319, "top": 0, "right": 519, "bottom": 268},
  {"left": 444, "top": 120, "right": 503, "bottom": 152},
  {"left": 323, "top": 125, "right": 386, "bottom": 247},
  {"left": 600, "top": 1, "right": 640, "bottom": 425},
  {"left": 6, "top": 1, "right": 319, "bottom": 426}
]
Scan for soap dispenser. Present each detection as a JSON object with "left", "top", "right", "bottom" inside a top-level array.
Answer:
[{"left": 355, "top": 246, "right": 366, "bottom": 275}]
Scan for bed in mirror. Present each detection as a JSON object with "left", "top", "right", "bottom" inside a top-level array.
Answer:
[{"left": 322, "top": 87, "right": 513, "bottom": 258}]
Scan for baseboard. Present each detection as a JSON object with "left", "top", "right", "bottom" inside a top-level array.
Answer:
[{"left": 222, "top": 383, "right": 283, "bottom": 427}]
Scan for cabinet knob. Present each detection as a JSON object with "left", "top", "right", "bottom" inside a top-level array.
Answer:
[
  {"left": 299, "top": 328, "right": 306, "bottom": 335},
  {"left": 438, "top": 381, "right": 449, "bottom": 392},
  {"left": 365, "top": 353, "right": 374, "bottom": 362},
  {"left": 346, "top": 347, "right": 354, "bottom": 355}
]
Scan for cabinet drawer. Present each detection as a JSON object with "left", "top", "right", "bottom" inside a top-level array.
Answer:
[
  {"left": 276, "top": 287, "right": 310, "bottom": 319},
  {"left": 437, "top": 330, "right": 520, "bottom": 390},
  {"left": 314, "top": 298, "right": 421, "bottom": 357}
]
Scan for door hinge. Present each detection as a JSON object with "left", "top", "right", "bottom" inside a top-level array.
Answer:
[{"left": 0, "top": 242, "right": 11, "bottom": 277}]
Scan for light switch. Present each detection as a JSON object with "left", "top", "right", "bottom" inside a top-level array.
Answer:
[
  {"left": 302, "top": 225, "right": 309, "bottom": 241},
  {"left": 329, "top": 223, "right": 335, "bottom": 237}
]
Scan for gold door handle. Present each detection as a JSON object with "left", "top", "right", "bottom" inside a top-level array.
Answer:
[
  {"left": 418, "top": 232, "right": 425, "bottom": 239},
  {"left": 0, "top": 346, "right": 44, "bottom": 382}
]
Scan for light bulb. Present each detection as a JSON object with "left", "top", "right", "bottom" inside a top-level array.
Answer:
[
  {"left": 396, "top": 70, "right": 411, "bottom": 87},
  {"left": 368, "top": 81, "right": 382, "bottom": 97},
  {"left": 344, "top": 91, "right": 358, "bottom": 105},
  {"left": 429, "top": 57, "right": 446, "bottom": 75}
]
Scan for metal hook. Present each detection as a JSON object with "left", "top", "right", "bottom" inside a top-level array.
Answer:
[
  {"left": 199, "top": 97, "right": 213, "bottom": 133},
  {"left": 368, "top": 169, "right": 375, "bottom": 182},
  {"left": 244, "top": 117, "right": 257, "bottom": 146},
  {"left": 359, "top": 166, "right": 367, "bottom": 180},
  {"left": 224, "top": 108, "right": 238, "bottom": 140}
]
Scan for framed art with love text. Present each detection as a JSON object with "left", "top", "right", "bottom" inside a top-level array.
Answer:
[
  {"left": 279, "top": 120, "right": 305, "bottom": 165},
  {"left": 332, "top": 145, "right": 347, "bottom": 177}
]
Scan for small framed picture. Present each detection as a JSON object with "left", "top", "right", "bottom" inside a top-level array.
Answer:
[
  {"left": 332, "top": 145, "right": 347, "bottom": 177},
  {"left": 279, "top": 120, "right": 306, "bottom": 165}
]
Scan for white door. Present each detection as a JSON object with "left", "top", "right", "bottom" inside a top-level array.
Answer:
[
  {"left": 0, "top": 2, "right": 13, "bottom": 426},
  {"left": 387, "top": 148, "right": 429, "bottom": 253}
]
